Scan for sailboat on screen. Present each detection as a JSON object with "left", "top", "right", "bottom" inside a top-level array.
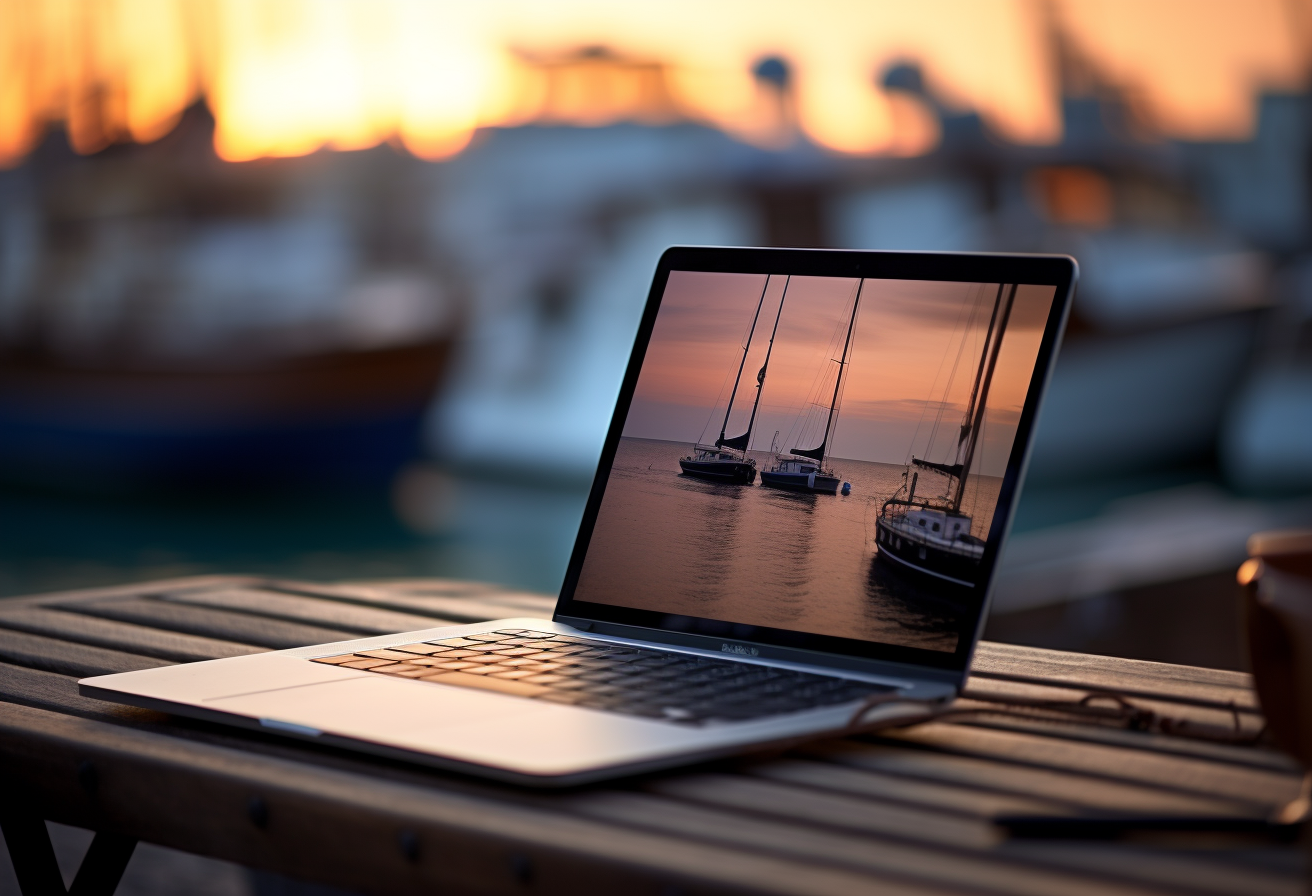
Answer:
[
  {"left": 874, "top": 283, "right": 1018, "bottom": 587},
  {"left": 759, "top": 280, "right": 862, "bottom": 495},
  {"left": 679, "top": 276, "right": 789, "bottom": 484}
]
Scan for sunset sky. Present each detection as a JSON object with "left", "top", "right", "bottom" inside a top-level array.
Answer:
[{"left": 622, "top": 271, "right": 1055, "bottom": 477}]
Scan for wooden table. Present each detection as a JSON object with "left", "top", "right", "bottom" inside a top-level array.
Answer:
[{"left": 0, "top": 575, "right": 1304, "bottom": 896}]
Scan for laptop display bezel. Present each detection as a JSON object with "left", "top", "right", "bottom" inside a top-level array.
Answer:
[{"left": 554, "top": 246, "right": 1076, "bottom": 681}]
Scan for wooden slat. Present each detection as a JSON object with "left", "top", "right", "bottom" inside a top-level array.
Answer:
[
  {"left": 567, "top": 790, "right": 1176, "bottom": 896},
  {"left": 942, "top": 713, "right": 1294, "bottom": 775},
  {"left": 0, "top": 702, "right": 950, "bottom": 896},
  {"left": 155, "top": 587, "right": 460, "bottom": 636},
  {"left": 878, "top": 723, "right": 1302, "bottom": 807},
  {"left": 957, "top": 676, "right": 1265, "bottom": 741},
  {"left": 265, "top": 580, "right": 557, "bottom": 624},
  {"left": 0, "top": 661, "right": 159, "bottom": 721},
  {"left": 66, "top": 597, "right": 356, "bottom": 650},
  {"left": 804, "top": 740, "right": 1258, "bottom": 816},
  {"left": 643, "top": 772, "right": 1302, "bottom": 896},
  {"left": 0, "top": 629, "right": 167, "bottom": 678},
  {"left": 0, "top": 606, "right": 261, "bottom": 663},
  {"left": 646, "top": 772, "right": 999, "bottom": 849},
  {"left": 971, "top": 642, "right": 1257, "bottom": 709},
  {"left": 998, "top": 842, "right": 1302, "bottom": 896},
  {"left": 746, "top": 757, "right": 1066, "bottom": 819}
]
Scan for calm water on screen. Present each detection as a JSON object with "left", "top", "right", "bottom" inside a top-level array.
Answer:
[{"left": 575, "top": 438, "right": 1003, "bottom": 652}]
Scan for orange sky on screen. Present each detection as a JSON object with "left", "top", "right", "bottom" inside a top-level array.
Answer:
[{"left": 625, "top": 271, "right": 1054, "bottom": 472}]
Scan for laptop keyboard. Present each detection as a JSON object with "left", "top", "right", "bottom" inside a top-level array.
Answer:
[{"left": 310, "top": 629, "right": 893, "bottom": 725}]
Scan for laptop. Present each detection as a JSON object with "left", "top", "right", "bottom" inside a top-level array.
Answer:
[{"left": 81, "top": 247, "right": 1076, "bottom": 786}]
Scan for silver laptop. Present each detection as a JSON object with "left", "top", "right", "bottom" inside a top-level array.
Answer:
[{"left": 82, "top": 247, "right": 1076, "bottom": 786}]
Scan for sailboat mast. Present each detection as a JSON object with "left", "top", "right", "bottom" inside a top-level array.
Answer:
[
  {"left": 813, "top": 280, "right": 863, "bottom": 465},
  {"left": 716, "top": 276, "right": 770, "bottom": 447},
  {"left": 740, "top": 275, "right": 789, "bottom": 451},
  {"left": 952, "top": 283, "right": 1017, "bottom": 511},
  {"left": 959, "top": 284, "right": 1005, "bottom": 452}
]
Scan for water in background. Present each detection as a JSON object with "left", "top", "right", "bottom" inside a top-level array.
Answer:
[{"left": 574, "top": 438, "right": 1003, "bottom": 651}]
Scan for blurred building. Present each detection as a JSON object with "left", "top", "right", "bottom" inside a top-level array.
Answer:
[{"left": 1, "top": 1, "right": 1310, "bottom": 666}]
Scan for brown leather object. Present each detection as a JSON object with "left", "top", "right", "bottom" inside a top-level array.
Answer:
[{"left": 1241, "top": 530, "right": 1312, "bottom": 766}]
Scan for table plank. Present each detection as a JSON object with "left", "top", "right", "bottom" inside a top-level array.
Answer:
[
  {"left": 638, "top": 774, "right": 1301, "bottom": 896},
  {"left": 0, "top": 629, "right": 168, "bottom": 678},
  {"left": 64, "top": 597, "right": 357, "bottom": 650},
  {"left": 803, "top": 740, "right": 1259, "bottom": 816},
  {"left": 268, "top": 580, "right": 558, "bottom": 623},
  {"left": 880, "top": 723, "right": 1302, "bottom": 807},
  {"left": 971, "top": 642, "right": 1256, "bottom": 708},
  {"left": 0, "top": 661, "right": 161, "bottom": 722},
  {"left": 958, "top": 677, "right": 1267, "bottom": 743},
  {"left": 746, "top": 757, "right": 1067, "bottom": 818},
  {"left": 155, "top": 587, "right": 463, "bottom": 636},
  {"left": 0, "top": 605, "right": 261, "bottom": 663},
  {"left": 567, "top": 790, "right": 1175, "bottom": 896}
]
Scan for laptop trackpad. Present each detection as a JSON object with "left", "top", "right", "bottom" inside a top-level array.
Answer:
[{"left": 207, "top": 676, "right": 556, "bottom": 738}]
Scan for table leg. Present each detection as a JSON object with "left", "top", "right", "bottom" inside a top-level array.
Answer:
[
  {"left": 0, "top": 813, "right": 136, "bottom": 896},
  {"left": 67, "top": 832, "right": 136, "bottom": 896}
]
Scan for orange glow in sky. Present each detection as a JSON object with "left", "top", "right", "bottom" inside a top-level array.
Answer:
[{"left": 0, "top": 0, "right": 1307, "bottom": 167}]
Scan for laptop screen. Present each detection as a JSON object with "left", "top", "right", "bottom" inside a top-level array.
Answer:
[{"left": 558, "top": 249, "right": 1073, "bottom": 674}]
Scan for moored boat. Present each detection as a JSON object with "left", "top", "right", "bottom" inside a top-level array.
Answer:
[
  {"left": 679, "top": 275, "right": 788, "bottom": 485},
  {"left": 760, "top": 280, "right": 862, "bottom": 495},
  {"left": 678, "top": 448, "right": 758, "bottom": 483},
  {"left": 875, "top": 283, "right": 1018, "bottom": 588},
  {"left": 757, "top": 456, "right": 842, "bottom": 493}
]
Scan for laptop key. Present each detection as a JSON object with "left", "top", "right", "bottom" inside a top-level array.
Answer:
[
  {"left": 392, "top": 644, "right": 452, "bottom": 656},
  {"left": 357, "top": 649, "right": 424, "bottom": 662},
  {"left": 422, "top": 671, "right": 549, "bottom": 697},
  {"left": 371, "top": 663, "right": 425, "bottom": 675},
  {"left": 339, "top": 658, "right": 397, "bottom": 670}
]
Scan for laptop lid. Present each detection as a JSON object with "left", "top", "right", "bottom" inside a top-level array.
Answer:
[{"left": 555, "top": 247, "right": 1076, "bottom": 687}]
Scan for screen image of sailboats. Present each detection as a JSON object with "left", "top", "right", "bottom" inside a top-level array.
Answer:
[{"left": 574, "top": 272, "right": 1056, "bottom": 651}]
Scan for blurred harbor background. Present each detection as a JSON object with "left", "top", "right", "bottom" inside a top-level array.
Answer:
[{"left": 3, "top": 0, "right": 1312, "bottom": 675}]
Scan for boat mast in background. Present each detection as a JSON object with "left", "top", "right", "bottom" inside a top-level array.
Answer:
[
  {"left": 714, "top": 276, "right": 770, "bottom": 450},
  {"left": 791, "top": 279, "right": 863, "bottom": 467},
  {"left": 678, "top": 274, "right": 775, "bottom": 485},
  {"left": 760, "top": 279, "right": 863, "bottom": 495},
  {"left": 721, "top": 276, "right": 789, "bottom": 453}
]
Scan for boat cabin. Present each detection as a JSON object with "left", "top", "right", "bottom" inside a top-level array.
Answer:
[
  {"left": 689, "top": 446, "right": 744, "bottom": 462},
  {"left": 773, "top": 458, "right": 819, "bottom": 474},
  {"left": 903, "top": 507, "right": 972, "bottom": 541}
]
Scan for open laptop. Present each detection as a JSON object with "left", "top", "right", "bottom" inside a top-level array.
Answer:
[{"left": 81, "top": 247, "right": 1076, "bottom": 786}]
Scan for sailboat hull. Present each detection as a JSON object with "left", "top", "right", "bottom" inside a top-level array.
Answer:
[
  {"left": 873, "top": 517, "right": 982, "bottom": 588},
  {"left": 759, "top": 470, "right": 840, "bottom": 494},
  {"left": 679, "top": 459, "right": 757, "bottom": 484}
]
